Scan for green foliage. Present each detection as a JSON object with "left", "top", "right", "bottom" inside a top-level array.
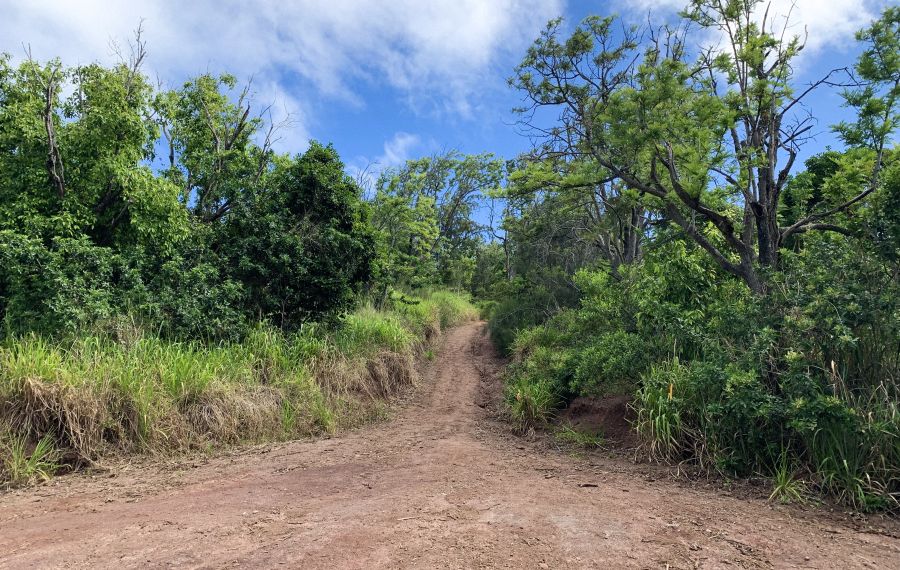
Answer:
[
  {"left": 634, "top": 359, "right": 688, "bottom": 461},
  {"left": 0, "top": 50, "right": 375, "bottom": 338},
  {"left": 505, "top": 370, "right": 559, "bottom": 433},
  {"left": 369, "top": 151, "right": 503, "bottom": 299},
  {"left": 497, "top": 197, "right": 900, "bottom": 507},
  {"left": 488, "top": 274, "right": 578, "bottom": 355},
  {"left": 789, "top": 393, "right": 899, "bottom": 511},
  {"left": 1, "top": 433, "right": 59, "bottom": 487},
  {"left": 571, "top": 332, "right": 646, "bottom": 396},
  {"left": 511, "top": 3, "right": 899, "bottom": 296},
  {"left": 386, "top": 289, "right": 478, "bottom": 339},
  {"left": 489, "top": 6, "right": 900, "bottom": 511},
  {"left": 502, "top": 224, "right": 900, "bottom": 507},
  {"left": 221, "top": 142, "right": 375, "bottom": 328},
  {"left": 426, "top": 290, "right": 479, "bottom": 329},
  {"left": 834, "top": 7, "right": 899, "bottom": 151},
  {"left": 0, "top": 233, "right": 118, "bottom": 333},
  {"left": 333, "top": 307, "right": 416, "bottom": 358}
]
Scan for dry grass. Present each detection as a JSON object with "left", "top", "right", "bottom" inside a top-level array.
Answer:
[{"left": 0, "top": 290, "right": 477, "bottom": 487}]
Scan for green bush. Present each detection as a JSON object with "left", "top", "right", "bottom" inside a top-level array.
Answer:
[
  {"left": 0, "top": 233, "right": 119, "bottom": 334},
  {"left": 497, "top": 230, "right": 900, "bottom": 510},
  {"left": 790, "top": 394, "right": 899, "bottom": 510},
  {"left": 571, "top": 331, "right": 648, "bottom": 397}
]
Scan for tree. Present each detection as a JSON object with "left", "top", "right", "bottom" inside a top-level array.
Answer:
[
  {"left": 371, "top": 151, "right": 503, "bottom": 290},
  {"left": 512, "top": 2, "right": 899, "bottom": 294},
  {"left": 153, "top": 73, "right": 281, "bottom": 224},
  {"left": 0, "top": 30, "right": 186, "bottom": 250},
  {"left": 0, "top": 43, "right": 374, "bottom": 336},
  {"left": 369, "top": 180, "right": 439, "bottom": 302},
  {"left": 506, "top": 157, "right": 649, "bottom": 278},
  {"left": 222, "top": 143, "right": 375, "bottom": 328}
]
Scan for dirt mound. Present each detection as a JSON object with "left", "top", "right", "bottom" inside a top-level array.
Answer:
[{"left": 559, "top": 395, "right": 639, "bottom": 447}]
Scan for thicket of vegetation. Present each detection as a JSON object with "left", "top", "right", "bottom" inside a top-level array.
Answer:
[
  {"left": 1, "top": 0, "right": 898, "bottom": 515},
  {"left": 0, "top": 35, "right": 481, "bottom": 486},
  {"left": 478, "top": 2, "right": 900, "bottom": 511}
]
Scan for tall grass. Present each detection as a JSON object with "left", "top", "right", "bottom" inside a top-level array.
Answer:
[
  {"left": 1, "top": 433, "right": 59, "bottom": 486},
  {"left": 633, "top": 359, "right": 688, "bottom": 462},
  {"left": 0, "top": 290, "right": 477, "bottom": 487},
  {"left": 505, "top": 373, "right": 558, "bottom": 433},
  {"left": 631, "top": 357, "right": 900, "bottom": 511}
]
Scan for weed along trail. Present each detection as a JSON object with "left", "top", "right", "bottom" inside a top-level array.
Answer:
[{"left": 0, "top": 322, "right": 898, "bottom": 569}]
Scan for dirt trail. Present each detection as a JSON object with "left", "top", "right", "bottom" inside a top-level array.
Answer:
[{"left": 1, "top": 322, "right": 898, "bottom": 569}]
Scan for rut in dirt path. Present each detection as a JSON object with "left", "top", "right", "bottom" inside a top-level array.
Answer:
[{"left": 1, "top": 322, "right": 898, "bottom": 569}]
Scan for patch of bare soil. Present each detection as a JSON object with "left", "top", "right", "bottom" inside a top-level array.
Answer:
[
  {"left": 558, "top": 395, "right": 639, "bottom": 447},
  {"left": 1, "top": 322, "right": 898, "bottom": 569}
]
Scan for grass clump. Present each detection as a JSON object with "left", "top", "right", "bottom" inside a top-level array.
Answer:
[
  {"left": 769, "top": 448, "right": 810, "bottom": 504},
  {"left": 505, "top": 372, "right": 558, "bottom": 433},
  {"left": 633, "top": 358, "right": 689, "bottom": 462},
  {"left": 554, "top": 425, "right": 604, "bottom": 448},
  {"left": 1, "top": 433, "right": 59, "bottom": 487}
]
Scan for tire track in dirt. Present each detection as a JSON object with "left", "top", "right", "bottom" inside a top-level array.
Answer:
[{"left": 1, "top": 322, "right": 898, "bottom": 569}]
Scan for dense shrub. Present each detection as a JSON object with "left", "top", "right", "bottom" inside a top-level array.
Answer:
[
  {"left": 0, "top": 55, "right": 376, "bottom": 340},
  {"left": 221, "top": 143, "right": 374, "bottom": 330},
  {"left": 502, "top": 230, "right": 900, "bottom": 509}
]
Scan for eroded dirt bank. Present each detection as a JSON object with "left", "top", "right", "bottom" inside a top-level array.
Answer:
[{"left": 1, "top": 322, "right": 898, "bottom": 569}]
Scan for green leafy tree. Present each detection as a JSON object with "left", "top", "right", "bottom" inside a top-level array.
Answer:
[
  {"left": 369, "top": 181, "right": 440, "bottom": 302},
  {"left": 370, "top": 151, "right": 503, "bottom": 292},
  {"left": 512, "top": 2, "right": 898, "bottom": 294},
  {"left": 222, "top": 143, "right": 374, "bottom": 328},
  {"left": 0, "top": 40, "right": 374, "bottom": 336}
]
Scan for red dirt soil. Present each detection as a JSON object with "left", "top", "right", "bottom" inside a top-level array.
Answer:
[
  {"left": 1, "top": 322, "right": 898, "bottom": 569},
  {"left": 558, "top": 395, "right": 639, "bottom": 447}
]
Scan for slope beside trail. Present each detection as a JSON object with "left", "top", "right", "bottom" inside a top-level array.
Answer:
[{"left": 1, "top": 322, "right": 898, "bottom": 569}]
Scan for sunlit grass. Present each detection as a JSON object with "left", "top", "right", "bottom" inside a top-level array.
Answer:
[{"left": 0, "top": 290, "right": 477, "bottom": 487}]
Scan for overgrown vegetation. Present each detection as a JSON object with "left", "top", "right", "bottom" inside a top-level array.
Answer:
[
  {"left": 0, "top": 291, "right": 475, "bottom": 487},
  {"left": 479, "top": 2, "right": 900, "bottom": 511},
  {"left": 0, "top": 35, "right": 485, "bottom": 487},
  {"left": 1, "top": 0, "right": 898, "bottom": 517}
]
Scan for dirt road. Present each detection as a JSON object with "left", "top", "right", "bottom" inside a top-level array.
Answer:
[{"left": 1, "top": 322, "right": 898, "bottom": 568}]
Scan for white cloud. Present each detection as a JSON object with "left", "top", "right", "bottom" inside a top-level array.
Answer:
[
  {"left": 379, "top": 132, "right": 422, "bottom": 168},
  {"left": 0, "top": 0, "right": 565, "bottom": 149},
  {"left": 349, "top": 131, "right": 428, "bottom": 193},
  {"left": 620, "top": 0, "right": 887, "bottom": 56}
]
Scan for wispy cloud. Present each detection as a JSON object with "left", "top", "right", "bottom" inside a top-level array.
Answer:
[
  {"left": 349, "top": 131, "right": 430, "bottom": 193},
  {"left": 378, "top": 132, "right": 423, "bottom": 168},
  {"left": 1, "top": 0, "right": 565, "bottom": 149},
  {"left": 619, "top": 0, "right": 887, "bottom": 57}
]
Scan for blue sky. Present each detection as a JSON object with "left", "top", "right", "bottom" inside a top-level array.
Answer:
[{"left": 0, "top": 0, "right": 891, "bottom": 182}]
